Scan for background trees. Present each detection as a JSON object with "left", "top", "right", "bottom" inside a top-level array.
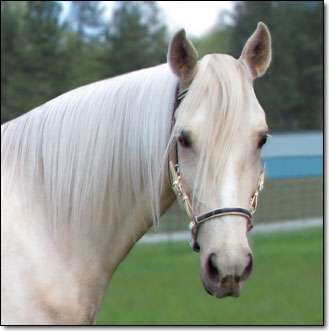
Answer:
[
  {"left": 1, "top": 1, "right": 66, "bottom": 121},
  {"left": 1, "top": 1, "right": 323, "bottom": 132},
  {"left": 229, "top": 1, "right": 323, "bottom": 131},
  {"left": 102, "top": 1, "right": 168, "bottom": 77}
]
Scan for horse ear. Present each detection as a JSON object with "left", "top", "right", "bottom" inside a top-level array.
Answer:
[
  {"left": 240, "top": 22, "right": 271, "bottom": 79},
  {"left": 168, "top": 29, "right": 198, "bottom": 86}
]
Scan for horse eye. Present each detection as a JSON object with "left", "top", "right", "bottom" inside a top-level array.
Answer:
[
  {"left": 258, "top": 133, "right": 270, "bottom": 149},
  {"left": 178, "top": 131, "right": 192, "bottom": 148}
]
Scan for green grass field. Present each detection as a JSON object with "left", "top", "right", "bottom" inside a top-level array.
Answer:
[{"left": 96, "top": 228, "right": 323, "bottom": 325}]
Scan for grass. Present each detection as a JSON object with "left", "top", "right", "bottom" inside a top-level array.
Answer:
[{"left": 96, "top": 228, "right": 323, "bottom": 325}]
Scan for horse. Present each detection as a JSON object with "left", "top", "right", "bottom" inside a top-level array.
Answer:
[{"left": 1, "top": 22, "right": 271, "bottom": 325}]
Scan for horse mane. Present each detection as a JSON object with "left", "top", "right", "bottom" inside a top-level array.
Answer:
[
  {"left": 1, "top": 64, "right": 178, "bottom": 238},
  {"left": 1, "top": 54, "right": 247, "bottom": 238}
]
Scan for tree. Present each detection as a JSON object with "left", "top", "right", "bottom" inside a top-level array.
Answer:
[
  {"left": 1, "top": 2, "right": 29, "bottom": 122},
  {"left": 102, "top": 1, "right": 168, "bottom": 78},
  {"left": 63, "top": 1, "right": 106, "bottom": 89},
  {"left": 1, "top": 1, "right": 67, "bottom": 123},
  {"left": 23, "top": 1, "right": 66, "bottom": 103},
  {"left": 191, "top": 27, "right": 232, "bottom": 59},
  {"left": 230, "top": 1, "right": 323, "bottom": 132},
  {"left": 70, "top": 1, "right": 104, "bottom": 41},
  {"left": 1, "top": 1, "right": 170, "bottom": 123}
]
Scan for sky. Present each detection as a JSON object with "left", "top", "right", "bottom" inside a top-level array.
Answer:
[
  {"left": 101, "top": 1, "right": 234, "bottom": 37},
  {"left": 61, "top": 2, "right": 234, "bottom": 38},
  {"left": 156, "top": 1, "right": 234, "bottom": 37}
]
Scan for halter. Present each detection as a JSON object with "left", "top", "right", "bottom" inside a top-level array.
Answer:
[{"left": 168, "top": 86, "right": 265, "bottom": 252}]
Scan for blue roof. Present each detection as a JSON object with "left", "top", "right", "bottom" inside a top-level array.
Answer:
[{"left": 261, "top": 131, "right": 323, "bottom": 158}]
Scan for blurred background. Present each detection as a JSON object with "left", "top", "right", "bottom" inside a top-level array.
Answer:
[{"left": 1, "top": 1, "right": 323, "bottom": 325}]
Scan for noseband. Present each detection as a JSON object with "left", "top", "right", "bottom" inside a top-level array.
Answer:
[{"left": 168, "top": 86, "right": 265, "bottom": 252}]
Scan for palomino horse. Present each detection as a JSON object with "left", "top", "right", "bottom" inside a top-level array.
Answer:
[{"left": 1, "top": 22, "right": 271, "bottom": 324}]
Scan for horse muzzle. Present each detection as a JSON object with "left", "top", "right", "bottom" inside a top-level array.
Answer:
[{"left": 200, "top": 251, "right": 253, "bottom": 298}]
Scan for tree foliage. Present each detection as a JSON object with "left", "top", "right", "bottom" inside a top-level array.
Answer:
[
  {"left": 230, "top": 1, "right": 323, "bottom": 131},
  {"left": 1, "top": 1, "right": 168, "bottom": 123},
  {"left": 1, "top": 1, "right": 323, "bottom": 132},
  {"left": 102, "top": 1, "right": 168, "bottom": 77},
  {"left": 1, "top": 1, "right": 65, "bottom": 121}
]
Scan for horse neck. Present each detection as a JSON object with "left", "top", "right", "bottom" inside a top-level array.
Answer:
[
  {"left": 82, "top": 168, "right": 176, "bottom": 274},
  {"left": 1, "top": 63, "right": 179, "bottom": 323},
  {"left": 101, "top": 183, "right": 175, "bottom": 272},
  {"left": 53, "top": 170, "right": 175, "bottom": 323},
  {"left": 1, "top": 168, "right": 174, "bottom": 324}
]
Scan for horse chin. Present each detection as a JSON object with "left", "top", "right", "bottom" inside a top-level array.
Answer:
[{"left": 201, "top": 276, "right": 244, "bottom": 299}]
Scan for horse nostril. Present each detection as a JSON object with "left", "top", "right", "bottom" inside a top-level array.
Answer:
[
  {"left": 241, "top": 253, "right": 253, "bottom": 281},
  {"left": 207, "top": 253, "right": 221, "bottom": 284}
]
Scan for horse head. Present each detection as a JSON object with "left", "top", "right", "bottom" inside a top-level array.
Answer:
[{"left": 167, "top": 23, "right": 271, "bottom": 298}]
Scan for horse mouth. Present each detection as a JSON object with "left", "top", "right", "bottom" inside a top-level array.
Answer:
[
  {"left": 216, "top": 288, "right": 240, "bottom": 298},
  {"left": 202, "top": 276, "right": 243, "bottom": 298}
]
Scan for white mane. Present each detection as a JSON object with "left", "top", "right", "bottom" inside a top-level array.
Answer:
[
  {"left": 1, "top": 54, "right": 247, "bottom": 238},
  {"left": 1, "top": 64, "right": 178, "bottom": 238}
]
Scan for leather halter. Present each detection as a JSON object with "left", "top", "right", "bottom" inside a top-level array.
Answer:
[{"left": 168, "top": 86, "right": 265, "bottom": 252}]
